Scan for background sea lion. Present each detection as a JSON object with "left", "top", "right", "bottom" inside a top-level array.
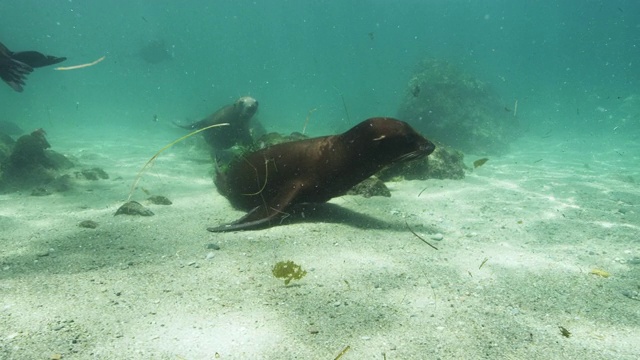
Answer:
[
  {"left": 139, "top": 39, "right": 172, "bottom": 64},
  {"left": 209, "top": 117, "right": 435, "bottom": 232},
  {"left": 175, "top": 96, "right": 259, "bottom": 152},
  {"left": 0, "top": 42, "right": 66, "bottom": 92}
]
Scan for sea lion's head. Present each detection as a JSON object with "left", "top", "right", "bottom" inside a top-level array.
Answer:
[
  {"left": 234, "top": 96, "right": 259, "bottom": 120},
  {"left": 348, "top": 117, "right": 435, "bottom": 164}
]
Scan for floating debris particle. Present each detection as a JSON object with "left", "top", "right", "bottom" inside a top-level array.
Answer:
[
  {"left": 473, "top": 158, "right": 489, "bottom": 168},
  {"left": 559, "top": 326, "right": 571, "bottom": 338}
]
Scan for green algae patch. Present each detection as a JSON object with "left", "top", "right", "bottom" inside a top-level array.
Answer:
[{"left": 272, "top": 260, "right": 307, "bottom": 285}]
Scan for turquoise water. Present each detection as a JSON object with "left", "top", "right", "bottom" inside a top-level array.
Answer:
[
  {"left": 2, "top": 2, "right": 640, "bottom": 359},
  {"left": 2, "top": 0, "right": 638, "bottom": 138}
]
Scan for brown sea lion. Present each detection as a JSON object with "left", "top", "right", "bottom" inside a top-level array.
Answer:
[
  {"left": 0, "top": 42, "right": 66, "bottom": 92},
  {"left": 175, "top": 96, "right": 258, "bottom": 152},
  {"left": 209, "top": 117, "right": 435, "bottom": 232}
]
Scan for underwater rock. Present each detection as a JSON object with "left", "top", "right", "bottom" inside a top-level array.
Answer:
[
  {"left": 115, "top": 201, "right": 154, "bottom": 216},
  {"left": 78, "top": 220, "right": 98, "bottom": 229},
  {"left": 0, "top": 128, "right": 77, "bottom": 193},
  {"left": 7, "top": 128, "right": 52, "bottom": 169},
  {"left": 30, "top": 187, "right": 51, "bottom": 196},
  {"left": 49, "top": 174, "right": 73, "bottom": 192},
  {"left": 1, "top": 129, "right": 58, "bottom": 189},
  {"left": 347, "top": 177, "right": 391, "bottom": 198},
  {"left": 397, "top": 58, "right": 521, "bottom": 154},
  {"left": 147, "top": 195, "right": 172, "bottom": 205},
  {"left": 0, "top": 132, "right": 15, "bottom": 165},
  {"left": 75, "top": 167, "right": 109, "bottom": 181},
  {"left": 378, "top": 142, "right": 465, "bottom": 181},
  {"left": 46, "top": 151, "right": 74, "bottom": 170}
]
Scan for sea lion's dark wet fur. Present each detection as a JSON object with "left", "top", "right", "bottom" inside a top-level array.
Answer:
[
  {"left": 176, "top": 96, "right": 258, "bottom": 152},
  {"left": 209, "top": 117, "right": 435, "bottom": 232},
  {"left": 0, "top": 42, "right": 66, "bottom": 92}
]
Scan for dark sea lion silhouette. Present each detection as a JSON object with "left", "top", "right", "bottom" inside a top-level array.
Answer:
[
  {"left": 175, "top": 96, "right": 259, "bottom": 152},
  {"left": 209, "top": 117, "right": 435, "bottom": 232},
  {"left": 139, "top": 40, "right": 172, "bottom": 64},
  {"left": 0, "top": 42, "right": 66, "bottom": 92},
  {"left": 0, "top": 120, "right": 23, "bottom": 135}
]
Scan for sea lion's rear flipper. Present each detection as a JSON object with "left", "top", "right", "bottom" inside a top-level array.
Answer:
[
  {"left": 1, "top": 46, "right": 66, "bottom": 92},
  {"left": 11, "top": 51, "right": 66, "bottom": 68},
  {"left": 0, "top": 46, "right": 32, "bottom": 92},
  {"left": 207, "top": 187, "right": 300, "bottom": 232},
  {"left": 0, "top": 60, "right": 32, "bottom": 92},
  {"left": 172, "top": 118, "right": 206, "bottom": 130}
]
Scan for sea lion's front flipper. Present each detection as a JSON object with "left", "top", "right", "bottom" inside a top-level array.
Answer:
[
  {"left": 11, "top": 51, "right": 66, "bottom": 68},
  {"left": 207, "top": 187, "right": 301, "bottom": 232}
]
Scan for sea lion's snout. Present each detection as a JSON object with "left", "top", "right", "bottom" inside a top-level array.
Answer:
[
  {"left": 237, "top": 96, "right": 259, "bottom": 118},
  {"left": 420, "top": 139, "right": 436, "bottom": 155}
]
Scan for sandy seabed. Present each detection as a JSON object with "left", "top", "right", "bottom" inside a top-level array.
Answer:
[{"left": 1, "top": 129, "right": 639, "bottom": 360}]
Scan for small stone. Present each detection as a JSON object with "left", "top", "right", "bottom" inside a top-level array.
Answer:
[
  {"left": 431, "top": 233, "right": 444, "bottom": 241},
  {"left": 78, "top": 220, "right": 98, "bottom": 229},
  {"left": 36, "top": 250, "right": 50, "bottom": 257},
  {"left": 31, "top": 187, "right": 51, "bottom": 196},
  {"left": 206, "top": 243, "right": 221, "bottom": 250},
  {"left": 77, "top": 167, "right": 109, "bottom": 180},
  {"left": 361, "top": 336, "right": 371, "bottom": 340},
  {"left": 309, "top": 328, "right": 319, "bottom": 334},
  {"left": 147, "top": 195, "right": 172, "bottom": 205},
  {"left": 115, "top": 201, "right": 154, "bottom": 216}
]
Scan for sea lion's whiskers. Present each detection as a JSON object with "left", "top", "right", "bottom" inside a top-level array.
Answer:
[
  {"left": 395, "top": 150, "right": 422, "bottom": 162},
  {"left": 331, "top": 86, "right": 351, "bottom": 122},
  {"left": 302, "top": 108, "right": 317, "bottom": 135},
  {"left": 340, "top": 94, "right": 351, "bottom": 122}
]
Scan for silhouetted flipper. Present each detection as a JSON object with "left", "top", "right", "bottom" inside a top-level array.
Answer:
[{"left": 0, "top": 42, "right": 66, "bottom": 92}]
